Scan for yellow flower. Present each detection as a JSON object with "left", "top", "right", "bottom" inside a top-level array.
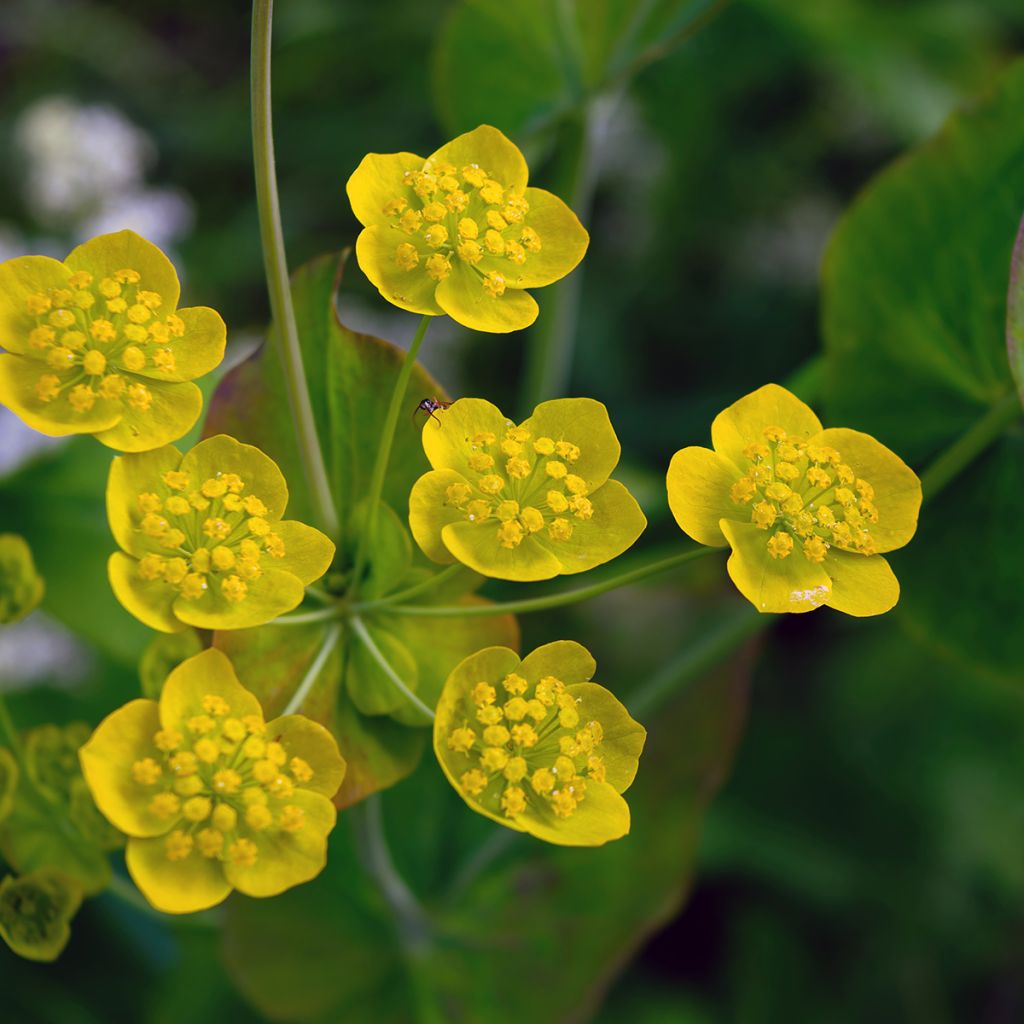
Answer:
[
  {"left": 346, "top": 125, "right": 589, "bottom": 333},
  {"left": 435, "top": 641, "right": 645, "bottom": 846},
  {"left": 0, "top": 868, "right": 82, "bottom": 962},
  {"left": 408, "top": 397, "right": 646, "bottom": 581},
  {"left": 0, "top": 534, "right": 45, "bottom": 624},
  {"left": 0, "top": 230, "right": 226, "bottom": 451},
  {"left": 79, "top": 648, "right": 346, "bottom": 914},
  {"left": 106, "top": 434, "right": 336, "bottom": 632},
  {"left": 666, "top": 384, "right": 922, "bottom": 615}
]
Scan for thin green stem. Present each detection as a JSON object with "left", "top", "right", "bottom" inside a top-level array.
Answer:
[
  {"left": 280, "top": 622, "right": 341, "bottom": 716},
  {"left": 251, "top": 0, "right": 339, "bottom": 538},
  {"left": 378, "top": 545, "right": 719, "bottom": 618},
  {"left": 919, "top": 390, "right": 1021, "bottom": 500},
  {"left": 272, "top": 605, "right": 342, "bottom": 626},
  {"left": 350, "top": 315, "right": 431, "bottom": 592},
  {"left": 349, "top": 616, "right": 435, "bottom": 720},
  {"left": 352, "top": 564, "right": 465, "bottom": 612}
]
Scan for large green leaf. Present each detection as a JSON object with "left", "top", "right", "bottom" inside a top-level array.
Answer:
[
  {"left": 822, "top": 59, "right": 1024, "bottom": 680},
  {"left": 220, "top": 636, "right": 751, "bottom": 1022},
  {"left": 206, "top": 252, "right": 518, "bottom": 800},
  {"left": 432, "top": 0, "right": 719, "bottom": 138}
]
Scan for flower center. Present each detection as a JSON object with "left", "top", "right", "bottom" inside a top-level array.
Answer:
[
  {"left": 134, "top": 468, "right": 287, "bottom": 604},
  {"left": 131, "top": 695, "right": 313, "bottom": 866},
  {"left": 447, "top": 672, "right": 606, "bottom": 821},
  {"left": 442, "top": 422, "right": 590, "bottom": 549},
  {"left": 728, "top": 426, "right": 879, "bottom": 562},
  {"left": 382, "top": 159, "right": 541, "bottom": 298},
  {"left": 24, "top": 267, "right": 185, "bottom": 414}
]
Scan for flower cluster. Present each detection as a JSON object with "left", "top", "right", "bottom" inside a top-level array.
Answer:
[
  {"left": 0, "top": 534, "right": 45, "bottom": 624},
  {"left": 666, "top": 384, "right": 922, "bottom": 615},
  {"left": 409, "top": 397, "right": 646, "bottom": 581},
  {"left": 107, "top": 434, "right": 335, "bottom": 631},
  {"left": 347, "top": 125, "right": 588, "bottom": 333},
  {"left": 80, "top": 648, "right": 346, "bottom": 913},
  {"left": 434, "top": 641, "right": 645, "bottom": 846},
  {"left": 0, "top": 230, "right": 225, "bottom": 451}
]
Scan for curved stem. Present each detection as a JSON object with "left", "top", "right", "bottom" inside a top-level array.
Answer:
[
  {"left": 350, "top": 315, "right": 431, "bottom": 592},
  {"left": 349, "top": 616, "right": 435, "bottom": 720},
  {"left": 919, "top": 390, "right": 1021, "bottom": 499},
  {"left": 272, "top": 605, "right": 342, "bottom": 626},
  {"left": 280, "top": 622, "right": 340, "bottom": 716},
  {"left": 352, "top": 564, "right": 465, "bottom": 612},
  {"left": 251, "top": 0, "right": 339, "bottom": 538},
  {"left": 377, "top": 545, "right": 720, "bottom": 618}
]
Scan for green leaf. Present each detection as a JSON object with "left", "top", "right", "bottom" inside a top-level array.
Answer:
[
  {"left": 138, "top": 628, "right": 204, "bottom": 700},
  {"left": 0, "top": 868, "right": 82, "bottom": 963},
  {"left": 1007, "top": 213, "right": 1024, "bottom": 401},
  {"left": 823, "top": 59, "right": 1024, "bottom": 679},
  {"left": 218, "top": 640, "right": 750, "bottom": 1022},
  {"left": 206, "top": 251, "right": 519, "bottom": 799},
  {"left": 433, "top": 0, "right": 719, "bottom": 138}
]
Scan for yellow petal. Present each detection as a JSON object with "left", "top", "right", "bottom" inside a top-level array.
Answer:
[
  {"left": 223, "top": 788, "right": 336, "bottom": 899},
  {"left": 824, "top": 550, "right": 900, "bottom": 616},
  {"left": 720, "top": 519, "right": 832, "bottom": 613},
  {"left": 158, "top": 648, "right": 263, "bottom": 730},
  {"left": 172, "top": 567, "right": 305, "bottom": 631},
  {"left": 346, "top": 151, "right": 426, "bottom": 227},
  {"left": 435, "top": 260, "right": 538, "bottom": 333},
  {"left": 178, "top": 434, "right": 290, "bottom": 520},
  {"left": 129, "top": 305, "right": 226, "bottom": 383},
  {"left": 126, "top": 835, "right": 232, "bottom": 914},
  {"left": 78, "top": 698, "right": 167, "bottom": 837},
  {"left": 263, "top": 715, "right": 347, "bottom": 799},
  {"left": 408, "top": 468, "right": 469, "bottom": 564},
  {"left": 441, "top": 519, "right": 562, "bottom": 581},
  {"left": 711, "top": 383, "right": 823, "bottom": 470},
  {"left": 518, "top": 780, "right": 631, "bottom": 847},
  {"left": 264, "top": 521, "right": 335, "bottom": 586},
  {"left": 531, "top": 479, "right": 647, "bottom": 575},
  {"left": 519, "top": 397, "right": 621, "bottom": 490},
  {"left": 426, "top": 124, "right": 528, "bottom": 192},
  {"left": 478, "top": 186, "right": 588, "bottom": 288},
  {"left": 0, "top": 353, "right": 122, "bottom": 437},
  {"left": 666, "top": 446, "right": 743, "bottom": 547},
  {"left": 812, "top": 427, "right": 922, "bottom": 553},
  {"left": 354, "top": 224, "right": 443, "bottom": 317},
  {"left": 108, "top": 551, "right": 182, "bottom": 633},
  {"left": 107, "top": 445, "right": 183, "bottom": 557},
  {"left": 65, "top": 230, "right": 181, "bottom": 311},
  {"left": 517, "top": 640, "right": 596, "bottom": 686},
  {"left": 0, "top": 255, "right": 69, "bottom": 355},
  {"left": 567, "top": 682, "right": 646, "bottom": 793},
  {"left": 94, "top": 379, "right": 202, "bottom": 453},
  {"left": 420, "top": 397, "right": 509, "bottom": 475}
]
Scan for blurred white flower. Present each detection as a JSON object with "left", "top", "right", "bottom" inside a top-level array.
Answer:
[
  {"left": 0, "top": 408, "right": 66, "bottom": 477},
  {"left": 81, "top": 187, "right": 194, "bottom": 251},
  {"left": 0, "top": 613, "right": 91, "bottom": 691}
]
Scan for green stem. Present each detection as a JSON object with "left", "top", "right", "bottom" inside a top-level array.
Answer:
[
  {"left": 251, "top": 0, "right": 339, "bottom": 538},
  {"left": 280, "top": 622, "right": 341, "bottom": 716},
  {"left": 919, "top": 390, "right": 1021, "bottom": 500},
  {"left": 272, "top": 605, "right": 342, "bottom": 626},
  {"left": 350, "top": 315, "right": 431, "bottom": 592},
  {"left": 378, "top": 545, "right": 719, "bottom": 618},
  {"left": 349, "top": 616, "right": 435, "bottom": 720},
  {"left": 352, "top": 564, "right": 465, "bottom": 612}
]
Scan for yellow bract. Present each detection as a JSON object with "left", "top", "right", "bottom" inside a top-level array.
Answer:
[
  {"left": 408, "top": 397, "right": 647, "bottom": 581},
  {"left": 346, "top": 125, "right": 589, "bottom": 333},
  {"left": 79, "top": 648, "right": 346, "bottom": 914},
  {"left": 434, "top": 641, "right": 645, "bottom": 846},
  {"left": 0, "top": 230, "right": 226, "bottom": 451},
  {"left": 666, "top": 383, "right": 922, "bottom": 615},
  {"left": 106, "top": 434, "right": 336, "bottom": 632}
]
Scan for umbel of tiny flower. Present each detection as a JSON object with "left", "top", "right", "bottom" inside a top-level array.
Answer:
[
  {"left": 409, "top": 397, "right": 647, "bottom": 581},
  {"left": 666, "top": 383, "right": 922, "bottom": 615},
  {"left": 346, "top": 124, "right": 589, "bottom": 333},
  {"left": 107, "top": 434, "right": 336, "bottom": 632},
  {"left": 0, "top": 533, "right": 45, "bottom": 624},
  {"left": 0, "top": 868, "right": 82, "bottom": 962},
  {"left": 0, "top": 230, "right": 226, "bottom": 451},
  {"left": 80, "top": 648, "right": 346, "bottom": 914},
  {"left": 435, "top": 641, "right": 645, "bottom": 846}
]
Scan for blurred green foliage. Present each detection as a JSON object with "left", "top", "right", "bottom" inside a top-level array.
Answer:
[{"left": 2, "top": 0, "right": 1024, "bottom": 1021}]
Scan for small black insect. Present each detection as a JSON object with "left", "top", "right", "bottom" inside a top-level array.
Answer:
[{"left": 413, "top": 397, "right": 453, "bottom": 427}]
